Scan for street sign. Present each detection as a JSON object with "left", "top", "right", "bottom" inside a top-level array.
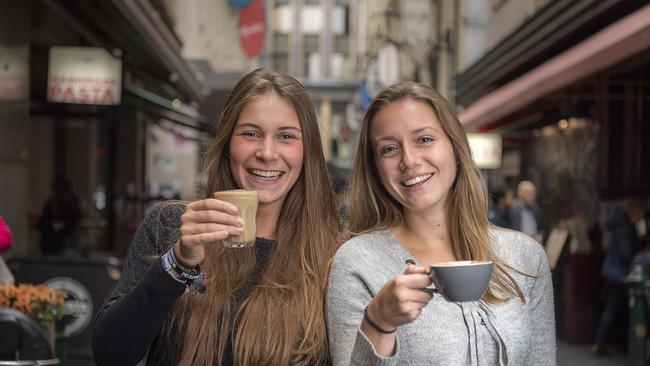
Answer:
[{"left": 239, "top": 0, "right": 265, "bottom": 58}]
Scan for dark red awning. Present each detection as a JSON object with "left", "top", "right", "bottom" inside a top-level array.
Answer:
[{"left": 459, "top": 4, "right": 650, "bottom": 131}]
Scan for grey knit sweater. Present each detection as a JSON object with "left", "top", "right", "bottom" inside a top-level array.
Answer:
[{"left": 326, "top": 227, "right": 556, "bottom": 366}]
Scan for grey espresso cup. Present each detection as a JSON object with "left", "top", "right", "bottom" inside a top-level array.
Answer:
[{"left": 429, "top": 260, "right": 493, "bottom": 302}]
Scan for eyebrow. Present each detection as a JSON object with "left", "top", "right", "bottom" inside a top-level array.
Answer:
[
  {"left": 235, "top": 122, "right": 302, "bottom": 133},
  {"left": 375, "top": 126, "right": 438, "bottom": 142}
]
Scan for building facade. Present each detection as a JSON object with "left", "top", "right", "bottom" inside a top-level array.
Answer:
[{"left": 0, "top": 0, "right": 211, "bottom": 257}]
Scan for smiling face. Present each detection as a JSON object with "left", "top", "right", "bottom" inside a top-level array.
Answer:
[
  {"left": 229, "top": 91, "right": 304, "bottom": 211},
  {"left": 370, "top": 98, "right": 457, "bottom": 215}
]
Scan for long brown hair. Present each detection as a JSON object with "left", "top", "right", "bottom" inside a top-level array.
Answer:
[
  {"left": 169, "top": 69, "right": 341, "bottom": 365},
  {"left": 346, "top": 82, "right": 525, "bottom": 303}
]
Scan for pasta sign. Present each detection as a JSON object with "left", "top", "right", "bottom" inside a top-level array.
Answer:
[
  {"left": 47, "top": 47, "right": 122, "bottom": 106},
  {"left": 239, "top": 0, "right": 265, "bottom": 58}
]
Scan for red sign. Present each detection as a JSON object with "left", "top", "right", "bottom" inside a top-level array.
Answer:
[
  {"left": 48, "top": 76, "right": 119, "bottom": 105},
  {"left": 239, "top": 0, "right": 265, "bottom": 58}
]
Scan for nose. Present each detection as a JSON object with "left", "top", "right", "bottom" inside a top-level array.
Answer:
[
  {"left": 255, "top": 139, "right": 279, "bottom": 161},
  {"left": 399, "top": 146, "right": 419, "bottom": 171}
]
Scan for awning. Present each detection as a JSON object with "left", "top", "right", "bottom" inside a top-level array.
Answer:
[
  {"left": 458, "top": 4, "right": 650, "bottom": 131},
  {"left": 124, "top": 86, "right": 215, "bottom": 135},
  {"left": 110, "top": 0, "right": 207, "bottom": 102}
]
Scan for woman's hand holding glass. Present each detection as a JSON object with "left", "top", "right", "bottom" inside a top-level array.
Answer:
[
  {"left": 175, "top": 199, "right": 245, "bottom": 267},
  {"left": 365, "top": 265, "right": 433, "bottom": 333}
]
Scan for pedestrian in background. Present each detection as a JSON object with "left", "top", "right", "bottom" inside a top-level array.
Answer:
[
  {"left": 36, "top": 179, "right": 81, "bottom": 255},
  {"left": 488, "top": 188, "right": 513, "bottom": 229},
  {"left": 326, "top": 82, "right": 555, "bottom": 365},
  {"left": 511, "top": 180, "right": 544, "bottom": 242},
  {"left": 592, "top": 198, "right": 647, "bottom": 356},
  {"left": 93, "top": 69, "right": 341, "bottom": 366}
]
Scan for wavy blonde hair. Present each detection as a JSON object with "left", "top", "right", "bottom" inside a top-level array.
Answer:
[
  {"left": 165, "top": 69, "right": 341, "bottom": 365},
  {"left": 346, "top": 82, "right": 525, "bottom": 304}
]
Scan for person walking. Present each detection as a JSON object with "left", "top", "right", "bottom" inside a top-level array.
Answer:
[
  {"left": 511, "top": 180, "right": 544, "bottom": 242},
  {"left": 92, "top": 69, "right": 342, "bottom": 366},
  {"left": 592, "top": 198, "right": 646, "bottom": 356},
  {"left": 326, "top": 82, "right": 556, "bottom": 365},
  {"left": 488, "top": 188, "right": 513, "bottom": 229},
  {"left": 36, "top": 179, "right": 81, "bottom": 255}
]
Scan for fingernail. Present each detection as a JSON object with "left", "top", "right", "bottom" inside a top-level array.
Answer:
[
  {"left": 236, "top": 218, "right": 244, "bottom": 227},
  {"left": 235, "top": 227, "right": 243, "bottom": 234}
]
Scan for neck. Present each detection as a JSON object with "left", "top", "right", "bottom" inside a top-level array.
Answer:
[
  {"left": 399, "top": 208, "right": 450, "bottom": 248},
  {"left": 393, "top": 208, "right": 456, "bottom": 264},
  {"left": 256, "top": 200, "right": 282, "bottom": 240}
]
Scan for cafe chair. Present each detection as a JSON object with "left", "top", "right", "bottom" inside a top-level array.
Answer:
[{"left": 0, "top": 308, "right": 52, "bottom": 361}]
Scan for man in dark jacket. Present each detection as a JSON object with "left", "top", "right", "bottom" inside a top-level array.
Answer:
[
  {"left": 488, "top": 188, "right": 513, "bottom": 229},
  {"left": 592, "top": 198, "right": 646, "bottom": 356}
]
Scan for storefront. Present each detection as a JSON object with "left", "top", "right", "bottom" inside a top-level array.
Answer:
[
  {"left": 455, "top": 0, "right": 650, "bottom": 343},
  {"left": 457, "top": 1, "right": 650, "bottom": 226},
  {"left": 0, "top": 0, "right": 211, "bottom": 258}
]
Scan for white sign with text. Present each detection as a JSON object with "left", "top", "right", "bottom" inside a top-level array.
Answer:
[
  {"left": 47, "top": 47, "right": 122, "bottom": 105},
  {"left": 467, "top": 133, "right": 502, "bottom": 169}
]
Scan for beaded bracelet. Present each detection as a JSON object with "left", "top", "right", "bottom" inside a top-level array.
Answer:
[{"left": 363, "top": 306, "right": 396, "bottom": 334}]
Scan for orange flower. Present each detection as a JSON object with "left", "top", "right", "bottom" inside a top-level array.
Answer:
[{"left": 0, "top": 283, "right": 67, "bottom": 328}]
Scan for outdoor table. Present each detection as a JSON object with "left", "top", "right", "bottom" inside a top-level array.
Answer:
[{"left": 0, "top": 360, "right": 59, "bottom": 365}]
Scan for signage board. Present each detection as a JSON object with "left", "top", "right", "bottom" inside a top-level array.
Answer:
[
  {"left": 239, "top": 0, "right": 265, "bottom": 58},
  {"left": 377, "top": 43, "right": 399, "bottom": 87},
  {"left": 47, "top": 47, "right": 122, "bottom": 105},
  {"left": 228, "top": 0, "right": 252, "bottom": 8},
  {"left": 467, "top": 133, "right": 502, "bottom": 169},
  {"left": 44, "top": 277, "right": 93, "bottom": 337},
  {"left": 365, "top": 58, "right": 381, "bottom": 98}
]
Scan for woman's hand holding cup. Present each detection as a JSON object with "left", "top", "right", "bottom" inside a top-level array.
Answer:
[
  {"left": 366, "top": 265, "right": 433, "bottom": 333},
  {"left": 175, "top": 198, "right": 244, "bottom": 267}
]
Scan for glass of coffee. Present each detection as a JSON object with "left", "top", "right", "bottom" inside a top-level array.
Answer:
[{"left": 213, "top": 189, "right": 258, "bottom": 248}]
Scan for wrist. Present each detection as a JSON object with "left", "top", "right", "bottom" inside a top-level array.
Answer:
[
  {"left": 364, "top": 304, "right": 396, "bottom": 334},
  {"left": 174, "top": 240, "right": 199, "bottom": 269}
]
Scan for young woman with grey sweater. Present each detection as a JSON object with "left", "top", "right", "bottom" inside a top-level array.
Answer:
[{"left": 326, "top": 82, "right": 556, "bottom": 365}]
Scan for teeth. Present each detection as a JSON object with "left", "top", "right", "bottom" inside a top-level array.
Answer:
[
  {"left": 402, "top": 174, "right": 433, "bottom": 187},
  {"left": 249, "top": 169, "right": 282, "bottom": 178}
]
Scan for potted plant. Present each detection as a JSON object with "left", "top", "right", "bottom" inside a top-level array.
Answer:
[{"left": 0, "top": 283, "right": 67, "bottom": 351}]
